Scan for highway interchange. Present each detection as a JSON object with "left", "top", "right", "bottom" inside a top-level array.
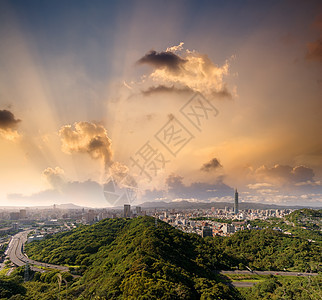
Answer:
[{"left": 5, "top": 230, "right": 69, "bottom": 273}]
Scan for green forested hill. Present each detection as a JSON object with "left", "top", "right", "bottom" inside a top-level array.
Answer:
[
  {"left": 25, "top": 218, "right": 129, "bottom": 268},
  {"left": 210, "top": 229, "right": 321, "bottom": 272},
  {"left": 286, "top": 208, "right": 321, "bottom": 223},
  {"left": 250, "top": 208, "right": 322, "bottom": 243},
  {"left": 286, "top": 209, "right": 321, "bottom": 237},
  {"left": 25, "top": 217, "right": 240, "bottom": 299},
  {"left": 20, "top": 215, "right": 321, "bottom": 299},
  {"left": 72, "top": 217, "right": 238, "bottom": 299}
]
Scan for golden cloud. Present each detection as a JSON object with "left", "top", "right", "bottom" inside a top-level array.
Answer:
[
  {"left": 137, "top": 43, "right": 234, "bottom": 98},
  {"left": 59, "top": 122, "right": 113, "bottom": 167}
]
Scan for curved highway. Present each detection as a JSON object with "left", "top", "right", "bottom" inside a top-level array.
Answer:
[{"left": 7, "top": 230, "right": 69, "bottom": 273}]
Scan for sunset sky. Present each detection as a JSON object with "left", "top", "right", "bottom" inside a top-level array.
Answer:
[{"left": 0, "top": 0, "right": 321, "bottom": 207}]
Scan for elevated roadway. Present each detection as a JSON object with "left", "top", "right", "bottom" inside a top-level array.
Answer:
[{"left": 7, "top": 230, "right": 69, "bottom": 273}]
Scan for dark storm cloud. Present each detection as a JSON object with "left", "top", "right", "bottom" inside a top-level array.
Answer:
[
  {"left": 137, "top": 50, "right": 186, "bottom": 72},
  {"left": 141, "top": 85, "right": 193, "bottom": 96},
  {"left": 201, "top": 158, "right": 223, "bottom": 172},
  {"left": 0, "top": 109, "right": 21, "bottom": 130}
]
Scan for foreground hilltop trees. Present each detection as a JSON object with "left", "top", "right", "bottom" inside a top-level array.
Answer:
[{"left": 25, "top": 217, "right": 241, "bottom": 299}]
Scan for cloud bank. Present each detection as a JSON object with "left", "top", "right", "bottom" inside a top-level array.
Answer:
[
  {"left": 58, "top": 121, "right": 137, "bottom": 206},
  {"left": 143, "top": 174, "right": 233, "bottom": 202},
  {"left": 8, "top": 166, "right": 106, "bottom": 207},
  {"left": 255, "top": 164, "right": 316, "bottom": 186},
  {"left": 42, "top": 167, "right": 65, "bottom": 190},
  {"left": 137, "top": 43, "right": 234, "bottom": 99}
]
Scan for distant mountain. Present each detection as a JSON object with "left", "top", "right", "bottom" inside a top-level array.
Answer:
[
  {"left": 0, "top": 203, "right": 90, "bottom": 210},
  {"left": 138, "top": 200, "right": 320, "bottom": 210},
  {"left": 56, "top": 203, "right": 86, "bottom": 209}
]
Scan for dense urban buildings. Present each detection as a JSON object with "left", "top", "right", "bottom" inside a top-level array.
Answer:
[{"left": 0, "top": 200, "right": 295, "bottom": 241}]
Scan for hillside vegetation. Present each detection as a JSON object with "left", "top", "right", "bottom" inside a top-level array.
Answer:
[
  {"left": 211, "top": 229, "right": 321, "bottom": 272},
  {"left": 25, "top": 217, "right": 240, "bottom": 299},
  {"left": 240, "top": 274, "right": 322, "bottom": 300},
  {"left": 250, "top": 208, "right": 322, "bottom": 244},
  {"left": 19, "top": 215, "right": 321, "bottom": 299}
]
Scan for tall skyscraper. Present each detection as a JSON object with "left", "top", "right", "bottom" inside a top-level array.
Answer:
[
  {"left": 234, "top": 189, "right": 239, "bottom": 214},
  {"left": 136, "top": 206, "right": 142, "bottom": 215},
  {"left": 124, "top": 204, "right": 131, "bottom": 218}
]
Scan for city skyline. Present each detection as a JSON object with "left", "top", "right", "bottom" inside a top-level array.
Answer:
[{"left": 0, "top": 0, "right": 321, "bottom": 207}]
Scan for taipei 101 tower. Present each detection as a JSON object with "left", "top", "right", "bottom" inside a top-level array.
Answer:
[{"left": 234, "top": 189, "right": 239, "bottom": 214}]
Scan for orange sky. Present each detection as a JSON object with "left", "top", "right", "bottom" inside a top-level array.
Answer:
[{"left": 0, "top": 1, "right": 321, "bottom": 207}]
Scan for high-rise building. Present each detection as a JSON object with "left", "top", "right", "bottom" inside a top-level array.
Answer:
[
  {"left": 19, "top": 209, "right": 26, "bottom": 219},
  {"left": 202, "top": 226, "right": 213, "bottom": 237},
  {"left": 234, "top": 189, "right": 239, "bottom": 214},
  {"left": 85, "top": 210, "right": 96, "bottom": 223},
  {"left": 136, "top": 206, "right": 142, "bottom": 215},
  {"left": 124, "top": 204, "right": 131, "bottom": 218},
  {"left": 10, "top": 212, "right": 20, "bottom": 220},
  {"left": 222, "top": 223, "right": 235, "bottom": 234}
]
